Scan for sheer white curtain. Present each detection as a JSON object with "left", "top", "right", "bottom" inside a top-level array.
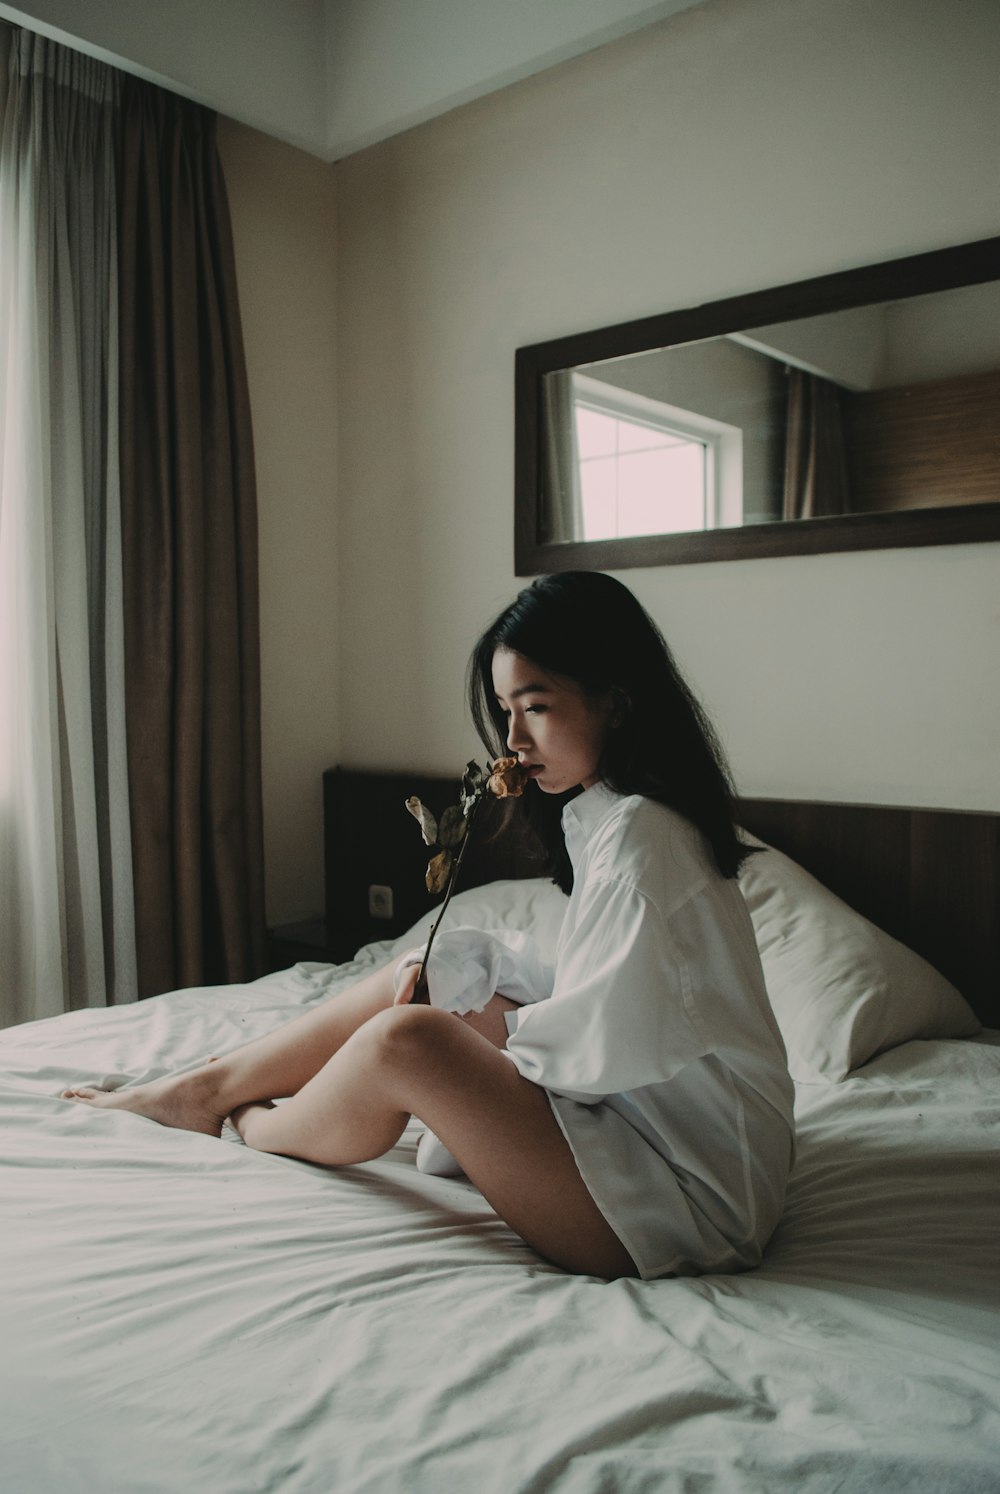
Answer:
[{"left": 0, "top": 30, "right": 136, "bottom": 1026}]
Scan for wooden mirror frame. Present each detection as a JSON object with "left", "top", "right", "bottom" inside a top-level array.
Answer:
[{"left": 514, "top": 237, "right": 1000, "bottom": 574}]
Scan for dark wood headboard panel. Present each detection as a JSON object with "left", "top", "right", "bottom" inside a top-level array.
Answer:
[
  {"left": 324, "top": 769, "right": 999, "bottom": 1027},
  {"left": 323, "top": 767, "right": 547, "bottom": 961},
  {"left": 738, "top": 799, "right": 999, "bottom": 1028}
]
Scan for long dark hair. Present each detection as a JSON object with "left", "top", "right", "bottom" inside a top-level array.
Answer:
[{"left": 467, "top": 571, "right": 750, "bottom": 890}]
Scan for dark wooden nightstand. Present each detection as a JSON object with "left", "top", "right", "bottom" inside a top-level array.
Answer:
[{"left": 265, "top": 918, "right": 334, "bottom": 973}]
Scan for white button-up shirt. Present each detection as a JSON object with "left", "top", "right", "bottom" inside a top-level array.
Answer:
[{"left": 504, "top": 783, "right": 794, "bottom": 1279}]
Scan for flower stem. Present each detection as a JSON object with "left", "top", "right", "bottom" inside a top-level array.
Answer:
[{"left": 411, "top": 793, "right": 484, "bottom": 1004}]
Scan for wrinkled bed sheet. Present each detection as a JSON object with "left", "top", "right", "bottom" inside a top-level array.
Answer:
[{"left": 2, "top": 952, "right": 998, "bottom": 1493}]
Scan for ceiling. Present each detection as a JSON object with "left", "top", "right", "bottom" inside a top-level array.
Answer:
[{"left": 0, "top": 0, "right": 705, "bottom": 160}]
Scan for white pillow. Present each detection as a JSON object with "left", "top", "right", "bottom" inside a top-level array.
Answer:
[
  {"left": 738, "top": 835, "right": 981, "bottom": 1082},
  {"left": 389, "top": 878, "right": 568, "bottom": 965}
]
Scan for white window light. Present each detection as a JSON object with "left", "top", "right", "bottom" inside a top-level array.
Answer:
[{"left": 571, "top": 372, "right": 743, "bottom": 540}]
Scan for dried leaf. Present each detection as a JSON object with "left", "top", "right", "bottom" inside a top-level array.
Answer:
[
  {"left": 463, "top": 760, "right": 486, "bottom": 793},
  {"left": 405, "top": 795, "right": 438, "bottom": 846},
  {"left": 425, "top": 848, "right": 452, "bottom": 894},
  {"left": 438, "top": 803, "right": 467, "bottom": 849},
  {"left": 461, "top": 760, "right": 487, "bottom": 814}
]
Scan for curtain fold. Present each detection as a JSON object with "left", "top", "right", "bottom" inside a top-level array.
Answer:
[
  {"left": 1, "top": 28, "right": 265, "bottom": 1023},
  {"left": 0, "top": 31, "right": 136, "bottom": 1025},
  {"left": 117, "top": 81, "right": 265, "bottom": 997},
  {"left": 541, "top": 369, "right": 583, "bottom": 543},
  {"left": 782, "top": 367, "right": 852, "bottom": 522}
]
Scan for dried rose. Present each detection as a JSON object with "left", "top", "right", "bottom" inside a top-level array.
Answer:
[
  {"left": 405, "top": 756, "right": 526, "bottom": 1006},
  {"left": 488, "top": 756, "right": 527, "bottom": 798}
]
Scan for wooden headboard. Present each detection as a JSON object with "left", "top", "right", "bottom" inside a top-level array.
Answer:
[
  {"left": 324, "top": 768, "right": 999, "bottom": 1028},
  {"left": 738, "top": 798, "right": 999, "bottom": 1028}
]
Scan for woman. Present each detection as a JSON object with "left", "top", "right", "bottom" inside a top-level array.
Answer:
[{"left": 65, "top": 572, "right": 793, "bottom": 1280}]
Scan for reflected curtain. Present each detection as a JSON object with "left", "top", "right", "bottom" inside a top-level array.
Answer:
[
  {"left": 541, "top": 369, "right": 583, "bottom": 542},
  {"left": 0, "top": 32, "right": 137, "bottom": 1025},
  {"left": 118, "top": 80, "right": 265, "bottom": 997},
  {"left": 782, "top": 368, "right": 851, "bottom": 521}
]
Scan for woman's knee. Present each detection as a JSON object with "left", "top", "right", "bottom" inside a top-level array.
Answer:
[{"left": 358, "top": 1002, "right": 454, "bottom": 1072}]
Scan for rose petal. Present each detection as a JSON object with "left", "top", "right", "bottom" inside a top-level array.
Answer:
[{"left": 488, "top": 756, "right": 527, "bottom": 798}]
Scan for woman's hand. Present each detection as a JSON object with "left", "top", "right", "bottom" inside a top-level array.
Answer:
[{"left": 392, "top": 958, "right": 422, "bottom": 1006}]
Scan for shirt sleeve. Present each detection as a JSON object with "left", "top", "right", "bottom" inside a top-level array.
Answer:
[
  {"left": 504, "top": 876, "right": 709, "bottom": 1100},
  {"left": 420, "top": 927, "right": 555, "bottom": 1014}
]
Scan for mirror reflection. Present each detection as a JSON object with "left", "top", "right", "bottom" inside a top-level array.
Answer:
[{"left": 541, "top": 279, "right": 1000, "bottom": 545}]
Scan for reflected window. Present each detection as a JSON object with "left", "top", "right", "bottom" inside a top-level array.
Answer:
[{"left": 571, "top": 374, "right": 743, "bottom": 539}]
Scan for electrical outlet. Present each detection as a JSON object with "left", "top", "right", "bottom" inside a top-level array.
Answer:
[{"left": 368, "top": 884, "right": 394, "bottom": 920}]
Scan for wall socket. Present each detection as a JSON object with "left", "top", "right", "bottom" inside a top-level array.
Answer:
[{"left": 368, "top": 884, "right": 394, "bottom": 920}]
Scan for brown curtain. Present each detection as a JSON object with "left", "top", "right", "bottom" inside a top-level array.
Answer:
[
  {"left": 782, "top": 367, "right": 852, "bottom": 521},
  {"left": 117, "top": 80, "right": 265, "bottom": 997}
]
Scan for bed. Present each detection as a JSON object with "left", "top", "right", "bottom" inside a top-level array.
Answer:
[{"left": 2, "top": 771, "right": 998, "bottom": 1493}]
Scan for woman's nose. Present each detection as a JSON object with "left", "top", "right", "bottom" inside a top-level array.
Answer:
[{"left": 506, "top": 715, "right": 528, "bottom": 753}]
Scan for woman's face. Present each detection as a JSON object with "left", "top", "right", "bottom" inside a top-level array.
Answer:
[{"left": 491, "top": 648, "right": 614, "bottom": 796}]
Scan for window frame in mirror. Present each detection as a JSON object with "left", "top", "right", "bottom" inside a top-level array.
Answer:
[{"left": 514, "top": 237, "right": 1000, "bottom": 574}]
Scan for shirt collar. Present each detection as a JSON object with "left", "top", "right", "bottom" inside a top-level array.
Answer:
[{"left": 561, "top": 780, "right": 621, "bottom": 856}]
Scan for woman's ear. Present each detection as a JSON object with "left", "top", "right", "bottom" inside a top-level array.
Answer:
[{"left": 610, "top": 687, "right": 630, "bottom": 729}]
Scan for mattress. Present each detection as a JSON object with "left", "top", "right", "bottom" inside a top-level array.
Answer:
[{"left": 2, "top": 949, "right": 999, "bottom": 1493}]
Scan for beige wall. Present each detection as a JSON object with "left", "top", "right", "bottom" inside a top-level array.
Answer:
[
  {"left": 334, "top": 0, "right": 1000, "bottom": 817},
  {"left": 218, "top": 118, "right": 338, "bottom": 924},
  {"left": 220, "top": 0, "right": 1000, "bottom": 928}
]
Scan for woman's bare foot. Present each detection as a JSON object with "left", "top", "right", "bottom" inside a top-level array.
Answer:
[{"left": 61, "top": 1065, "right": 228, "bottom": 1138}]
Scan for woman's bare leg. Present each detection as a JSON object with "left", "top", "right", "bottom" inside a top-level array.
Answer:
[
  {"left": 61, "top": 960, "right": 401, "bottom": 1133},
  {"left": 232, "top": 1003, "right": 637, "bottom": 1279}
]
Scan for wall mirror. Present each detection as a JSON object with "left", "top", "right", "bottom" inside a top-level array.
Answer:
[{"left": 514, "top": 237, "right": 1000, "bottom": 572}]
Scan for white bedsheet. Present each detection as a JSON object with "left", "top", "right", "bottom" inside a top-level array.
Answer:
[{"left": 2, "top": 952, "right": 998, "bottom": 1493}]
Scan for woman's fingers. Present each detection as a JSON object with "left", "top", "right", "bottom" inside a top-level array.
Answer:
[{"left": 393, "top": 962, "right": 421, "bottom": 1006}]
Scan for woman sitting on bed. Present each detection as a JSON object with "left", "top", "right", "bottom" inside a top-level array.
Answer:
[{"left": 65, "top": 571, "right": 794, "bottom": 1281}]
